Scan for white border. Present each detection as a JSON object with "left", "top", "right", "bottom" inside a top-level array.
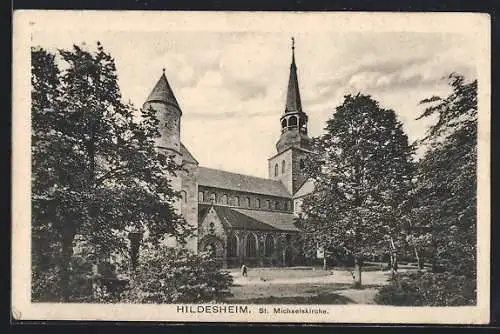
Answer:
[{"left": 12, "top": 10, "right": 491, "bottom": 324}]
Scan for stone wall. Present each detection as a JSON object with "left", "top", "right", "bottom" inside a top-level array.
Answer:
[
  {"left": 181, "top": 162, "right": 199, "bottom": 253},
  {"left": 268, "top": 148, "right": 293, "bottom": 194}
]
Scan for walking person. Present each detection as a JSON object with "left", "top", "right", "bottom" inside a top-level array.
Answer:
[{"left": 241, "top": 264, "right": 248, "bottom": 277}]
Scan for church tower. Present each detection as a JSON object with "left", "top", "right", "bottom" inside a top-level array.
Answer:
[
  {"left": 142, "top": 69, "right": 187, "bottom": 248},
  {"left": 143, "top": 69, "right": 182, "bottom": 158},
  {"left": 268, "top": 38, "right": 312, "bottom": 195}
]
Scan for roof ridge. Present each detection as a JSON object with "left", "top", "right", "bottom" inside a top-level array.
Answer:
[{"left": 198, "top": 166, "right": 283, "bottom": 184}]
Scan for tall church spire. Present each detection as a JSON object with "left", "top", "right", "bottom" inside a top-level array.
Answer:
[
  {"left": 275, "top": 37, "right": 311, "bottom": 154},
  {"left": 285, "top": 37, "right": 302, "bottom": 114},
  {"left": 268, "top": 38, "right": 312, "bottom": 194}
]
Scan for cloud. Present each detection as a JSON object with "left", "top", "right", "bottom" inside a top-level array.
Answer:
[{"left": 32, "top": 30, "right": 479, "bottom": 177}]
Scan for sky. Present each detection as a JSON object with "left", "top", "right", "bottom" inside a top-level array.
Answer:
[{"left": 32, "top": 29, "right": 477, "bottom": 178}]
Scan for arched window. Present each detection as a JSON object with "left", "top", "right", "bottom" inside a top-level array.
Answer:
[
  {"left": 256, "top": 198, "right": 261, "bottom": 209},
  {"left": 265, "top": 235, "right": 275, "bottom": 257},
  {"left": 289, "top": 116, "right": 297, "bottom": 126},
  {"left": 281, "top": 118, "right": 287, "bottom": 128},
  {"left": 246, "top": 233, "right": 257, "bottom": 257},
  {"left": 266, "top": 200, "right": 271, "bottom": 209},
  {"left": 203, "top": 243, "right": 216, "bottom": 258},
  {"left": 180, "top": 190, "right": 187, "bottom": 203},
  {"left": 209, "top": 192, "right": 216, "bottom": 203},
  {"left": 275, "top": 201, "right": 280, "bottom": 210},
  {"left": 274, "top": 163, "right": 278, "bottom": 177},
  {"left": 246, "top": 197, "right": 251, "bottom": 208},
  {"left": 198, "top": 191, "right": 204, "bottom": 202},
  {"left": 228, "top": 234, "right": 238, "bottom": 257},
  {"left": 234, "top": 196, "right": 240, "bottom": 206},
  {"left": 221, "top": 194, "right": 228, "bottom": 205},
  {"left": 299, "top": 116, "right": 305, "bottom": 127},
  {"left": 282, "top": 160, "right": 286, "bottom": 174}
]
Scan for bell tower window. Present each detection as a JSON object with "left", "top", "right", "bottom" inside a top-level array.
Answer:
[
  {"left": 281, "top": 118, "right": 287, "bottom": 129},
  {"left": 289, "top": 116, "right": 297, "bottom": 127},
  {"left": 274, "top": 163, "right": 278, "bottom": 177},
  {"left": 282, "top": 160, "right": 286, "bottom": 174}
]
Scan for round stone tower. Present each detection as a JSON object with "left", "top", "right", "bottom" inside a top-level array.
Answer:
[
  {"left": 142, "top": 69, "right": 183, "bottom": 247},
  {"left": 143, "top": 69, "right": 182, "bottom": 160}
]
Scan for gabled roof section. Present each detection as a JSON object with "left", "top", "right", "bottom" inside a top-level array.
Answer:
[
  {"left": 198, "top": 204, "right": 300, "bottom": 232},
  {"left": 180, "top": 142, "right": 198, "bottom": 165},
  {"left": 145, "top": 70, "right": 180, "bottom": 110},
  {"left": 197, "top": 166, "right": 291, "bottom": 198},
  {"left": 293, "top": 178, "right": 315, "bottom": 198}
]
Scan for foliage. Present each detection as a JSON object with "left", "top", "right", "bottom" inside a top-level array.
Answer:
[
  {"left": 31, "top": 43, "right": 193, "bottom": 301},
  {"left": 409, "top": 73, "right": 477, "bottom": 277},
  {"left": 32, "top": 254, "right": 95, "bottom": 302},
  {"left": 297, "top": 93, "right": 415, "bottom": 285},
  {"left": 374, "top": 271, "right": 476, "bottom": 306},
  {"left": 121, "top": 246, "right": 233, "bottom": 303}
]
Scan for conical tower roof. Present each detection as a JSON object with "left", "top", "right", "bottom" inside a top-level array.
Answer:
[
  {"left": 285, "top": 37, "right": 303, "bottom": 114},
  {"left": 145, "top": 69, "right": 180, "bottom": 109}
]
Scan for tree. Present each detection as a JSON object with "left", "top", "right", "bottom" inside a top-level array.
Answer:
[
  {"left": 31, "top": 47, "right": 65, "bottom": 300},
  {"left": 411, "top": 73, "right": 477, "bottom": 277},
  {"left": 31, "top": 43, "right": 193, "bottom": 301},
  {"left": 298, "top": 94, "right": 415, "bottom": 287}
]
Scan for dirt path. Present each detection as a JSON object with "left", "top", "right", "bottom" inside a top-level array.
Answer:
[{"left": 227, "top": 268, "right": 392, "bottom": 304}]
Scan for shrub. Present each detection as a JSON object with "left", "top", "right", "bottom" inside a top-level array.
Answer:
[
  {"left": 121, "top": 246, "right": 233, "bottom": 303},
  {"left": 375, "top": 271, "right": 476, "bottom": 306},
  {"left": 32, "top": 254, "right": 95, "bottom": 302}
]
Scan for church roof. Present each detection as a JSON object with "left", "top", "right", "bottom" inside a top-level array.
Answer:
[
  {"left": 293, "top": 178, "right": 315, "bottom": 198},
  {"left": 199, "top": 204, "right": 300, "bottom": 232},
  {"left": 197, "top": 166, "right": 291, "bottom": 198},
  {"left": 232, "top": 207, "right": 301, "bottom": 232},
  {"left": 284, "top": 39, "right": 303, "bottom": 114},
  {"left": 180, "top": 142, "right": 198, "bottom": 165},
  {"left": 145, "top": 70, "right": 180, "bottom": 110}
]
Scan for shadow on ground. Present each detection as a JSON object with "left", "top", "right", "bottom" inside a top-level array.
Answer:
[{"left": 228, "top": 293, "right": 356, "bottom": 304}]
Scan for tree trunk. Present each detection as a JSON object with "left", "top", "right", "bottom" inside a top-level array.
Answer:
[
  {"left": 353, "top": 256, "right": 362, "bottom": 289},
  {"left": 389, "top": 237, "right": 398, "bottom": 279},
  {"left": 323, "top": 255, "right": 327, "bottom": 270},
  {"left": 390, "top": 252, "right": 395, "bottom": 277},
  {"left": 60, "top": 230, "right": 75, "bottom": 302},
  {"left": 413, "top": 245, "right": 423, "bottom": 270}
]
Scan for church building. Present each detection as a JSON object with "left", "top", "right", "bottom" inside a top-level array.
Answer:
[{"left": 143, "top": 40, "right": 315, "bottom": 268}]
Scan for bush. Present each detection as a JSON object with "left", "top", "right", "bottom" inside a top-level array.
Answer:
[
  {"left": 374, "top": 271, "right": 476, "bottom": 306},
  {"left": 121, "top": 246, "right": 233, "bottom": 303},
  {"left": 32, "top": 254, "right": 96, "bottom": 302}
]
